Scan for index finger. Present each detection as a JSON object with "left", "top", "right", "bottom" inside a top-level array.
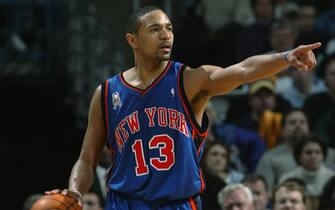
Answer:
[
  {"left": 300, "top": 42, "right": 322, "bottom": 51},
  {"left": 45, "top": 189, "right": 61, "bottom": 195}
]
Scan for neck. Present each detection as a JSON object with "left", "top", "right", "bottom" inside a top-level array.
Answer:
[
  {"left": 135, "top": 58, "right": 168, "bottom": 73},
  {"left": 133, "top": 58, "right": 169, "bottom": 88}
]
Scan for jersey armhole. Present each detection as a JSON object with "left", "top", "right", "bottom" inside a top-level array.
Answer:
[{"left": 178, "top": 66, "right": 208, "bottom": 136}]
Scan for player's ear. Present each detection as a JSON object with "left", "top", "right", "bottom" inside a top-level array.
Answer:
[{"left": 126, "top": 33, "right": 138, "bottom": 49}]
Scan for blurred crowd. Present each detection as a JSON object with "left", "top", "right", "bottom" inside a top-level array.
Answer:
[
  {"left": 5, "top": 0, "right": 334, "bottom": 210},
  {"left": 0, "top": 0, "right": 65, "bottom": 78},
  {"left": 172, "top": 0, "right": 335, "bottom": 210}
]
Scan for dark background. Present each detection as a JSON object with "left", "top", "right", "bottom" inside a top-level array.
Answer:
[{"left": 0, "top": 1, "right": 182, "bottom": 209}]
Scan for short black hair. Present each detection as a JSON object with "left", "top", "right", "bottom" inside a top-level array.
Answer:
[
  {"left": 242, "top": 174, "right": 268, "bottom": 190},
  {"left": 125, "top": 5, "right": 162, "bottom": 34},
  {"left": 293, "top": 133, "right": 327, "bottom": 165}
]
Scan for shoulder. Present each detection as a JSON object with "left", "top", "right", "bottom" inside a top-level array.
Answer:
[
  {"left": 182, "top": 65, "right": 213, "bottom": 84},
  {"left": 279, "top": 167, "right": 301, "bottom": 182},
  {"left": 95, "top": 84, "right": 103, "bottom": 96},
  {"left": 320, "top": 164, "right": 335, "bottom": 175},
  {"left": 88, "top": 85, "right": 103, "bottom": 109},
  {"left": 264, "top": 144, "right": 285, "bottom": 156},
  {"left": 183, "top": 65, "right": 214, "bottom": 73},
  {"left": 258, "top": 145, "right": 287, "bottom": 163}
]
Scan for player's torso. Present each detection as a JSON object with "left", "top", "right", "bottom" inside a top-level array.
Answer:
[{"left": 103, "top": 61, "right": 208, "bottom": 201}]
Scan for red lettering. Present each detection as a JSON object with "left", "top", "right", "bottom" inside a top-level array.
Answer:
[
  {"left": 157, "top": 107, "right": 167, "bottom": 127},
  {"left": 168, "top": 109, "right": 178, "bottom": 129},
  {"left": 126, "top": 111, "right": 140, "bottom": 134},
  {"left": 144, "top": 107, "right": 156, "bottom": 127},
  {"left": 118, "top": 119, "right": 129, "bottom": 142}
]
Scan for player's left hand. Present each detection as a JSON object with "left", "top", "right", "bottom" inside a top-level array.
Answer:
[
  {"left": 286, "top": 42, "right": 321, "bottom": 71},
  {"left": 45, "top": 188, "right": 83, "bottom": 206}
]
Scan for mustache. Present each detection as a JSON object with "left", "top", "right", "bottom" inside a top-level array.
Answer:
[{"left": 159, "top": 42, "right": 172, "bottom": 48}]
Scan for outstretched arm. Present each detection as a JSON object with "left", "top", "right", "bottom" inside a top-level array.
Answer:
[
  {"left": 183, "top": 42, "right": 321, "bottom": 122},
  {"left": 186, "top": 42, "right": 321, "bottom": 98}
]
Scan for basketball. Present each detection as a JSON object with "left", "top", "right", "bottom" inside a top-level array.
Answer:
[{"left": 30, "top": 194, "right": 82, "bottom": 210}]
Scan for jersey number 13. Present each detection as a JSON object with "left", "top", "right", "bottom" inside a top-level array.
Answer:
[{"left": 132, "top": 134, "right": 175, "bottom": 176}]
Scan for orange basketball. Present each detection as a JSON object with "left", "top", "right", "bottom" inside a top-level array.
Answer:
[{"left": 30, "top": 194, "right": 82, "bottom": 210}]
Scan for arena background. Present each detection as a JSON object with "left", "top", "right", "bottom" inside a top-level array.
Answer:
[{"left": 0, "top": 0, "right": 334, "bottom": 209}]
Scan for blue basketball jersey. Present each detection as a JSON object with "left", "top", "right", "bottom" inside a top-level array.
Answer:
[{"left": 101, "top": 61, "right": 208, "bottom": 201}]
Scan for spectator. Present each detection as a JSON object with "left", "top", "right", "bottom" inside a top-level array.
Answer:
[
  {"left": 267, "top": 21, "right": 299, "bottom": 92},
  {"left": 214, "top": 122, "right": 267, "bottom": 173},
  {"left": 236, "top": 0, "right": 275, "bottom": 61},
  {"left": 218, "top": 183, "right": 255, "bottom": 210},
  {"left": 264, "top": 18, "right": 324, "bottom": 108},
  {"left": 82, "top": 192, "right": 103, "bottom": 210},
  {"left": 269, "top": 21, "right": 298, "bottom": 55},
  {"left": 318, "top": 175, "right": 335, "bottom": 210},
  {"left": 242, "top": 174, "right": 270, "bottom": 210},
  {"left": 201, "top": 141, "right": 245, "bottom": 210},
  {"left": 227, "top": 79, "right": 290, "bottom": 148},
  {"left": 295, "top": 4, "right": 326, "bottom": 56},
  {"left": 303, "top": 53, "right": 335, "bottom": 148},
  {"left": 207, "top": 101, "right": 267, "bottom": 173},
  {"left": 272, "top": 180, "right": 307, "bottom": 210},
  {"left": 279, "top": 134, "right": 335, "bottom": 198},
  {"left": 280, "top": 178, "right": 317, "bottom": 210},
  {"left": 280, "top": 67, "right": 326, "bottom": 108},
  {"left": 256, "top": 108, "right": 309, "bottom": 192}
]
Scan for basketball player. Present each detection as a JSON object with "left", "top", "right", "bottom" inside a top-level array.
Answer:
[{"left": 46, "top": 5, "right": 321, "bottom": 210}]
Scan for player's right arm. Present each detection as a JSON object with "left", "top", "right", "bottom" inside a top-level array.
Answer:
[{"left": 46, "top": 85, "right": 107, "bottom": 203}]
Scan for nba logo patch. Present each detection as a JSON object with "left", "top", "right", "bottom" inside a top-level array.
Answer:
[
  {"left": 171, "top": 88, "right": 175, "bottom": 97},
  {"left": 112, "top": 92, "right": 122, "bottom": 109}
]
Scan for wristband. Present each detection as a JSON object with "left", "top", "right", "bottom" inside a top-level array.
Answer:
[
  {"left": 72, "top": 190, "right": 82, "bottom": 199},
  {"left": 282, "top": 51, "right": 289, "bottom": 62}
]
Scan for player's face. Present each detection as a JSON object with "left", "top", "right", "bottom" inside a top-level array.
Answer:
[{"left": 136, "top": 10, "right": 174, "bottom": 61}]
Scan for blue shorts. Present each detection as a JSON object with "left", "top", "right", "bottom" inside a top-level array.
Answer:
[{"left": 104, "top": 191, "right": 202, "bottom": 210}]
